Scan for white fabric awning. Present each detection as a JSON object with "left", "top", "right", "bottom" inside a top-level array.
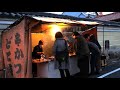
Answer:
[{"left": 32, "top": 16, "right": 100, "bottom": 25}]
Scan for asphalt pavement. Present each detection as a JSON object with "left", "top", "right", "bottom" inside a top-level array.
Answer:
[
  {"left": 89, "top": 58, "right": 120, "bottom": 78},
  {"left": 71, "top": 58, "right": 120, "bottom": 78}
]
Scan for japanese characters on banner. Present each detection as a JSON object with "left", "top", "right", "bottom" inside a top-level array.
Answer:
[{"left": 2, "top": 20, "right": 26, "bottom": 78}]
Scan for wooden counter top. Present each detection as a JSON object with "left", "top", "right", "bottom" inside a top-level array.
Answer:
[
  {"left": 32, "top": 54, "right": 76, "bottom": 64},
  {"left": 32, "top": 57, "right": 54, "bottom": 63}
]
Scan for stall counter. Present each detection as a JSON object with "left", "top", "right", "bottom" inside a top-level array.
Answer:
[{"left": 33, "top": 56, "right": 80, "bottom": 78}]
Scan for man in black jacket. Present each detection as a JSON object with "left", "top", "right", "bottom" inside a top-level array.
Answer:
[
  {"left": 84, "top": 34, "right": 101, "bottom": 75},
  {"left": 32, "top": 40, "right": 44, "bottom": 77},
  {"left": 72, "top": 32, "right": 90, "bottom": 78},
  {"left": 32, "top": 40, "right": 44, "bottom": 59}
]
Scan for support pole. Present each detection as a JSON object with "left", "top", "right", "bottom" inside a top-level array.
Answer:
[{"left": 103, "top": 25, "right": 104, "bottom": 53}]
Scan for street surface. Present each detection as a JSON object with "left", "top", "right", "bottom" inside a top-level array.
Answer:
[{"left": 90, "top": 59, "right": 120, "bottom": 78}]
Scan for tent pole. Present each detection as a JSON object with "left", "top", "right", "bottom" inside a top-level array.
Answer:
[{"left": 103, "top": 25, "right": 104, "bottom": 53}]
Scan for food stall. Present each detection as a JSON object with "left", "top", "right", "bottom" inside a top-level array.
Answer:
[{"left": 1, "top": 16, "right": 99, "bottom": 78}]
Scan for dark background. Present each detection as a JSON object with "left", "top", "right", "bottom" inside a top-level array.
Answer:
[{"left": 0, "top": 0, "right": 119, "bottom": 12}]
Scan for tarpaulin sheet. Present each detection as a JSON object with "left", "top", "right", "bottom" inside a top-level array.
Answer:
[
  {"left": 2, "top": 19, "right": 26, "bottom": 78},
  {"left": 1, "top": 17, "right": 40, "bottom": 78}
]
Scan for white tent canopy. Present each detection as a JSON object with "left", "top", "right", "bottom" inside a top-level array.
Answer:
[{"left": 33, "top": 16, "right": 100, "bottom": 25}]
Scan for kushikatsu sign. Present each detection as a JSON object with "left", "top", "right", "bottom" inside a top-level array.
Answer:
[{"left": 2, "top": 21, "right": 26, "bottom": 78}]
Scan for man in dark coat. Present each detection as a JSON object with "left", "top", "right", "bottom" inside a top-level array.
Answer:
[
  {"left": 32, "top": 40, "right": 44, "bottom": 77},
  {"left": 32, "top": 40, "right": 43, "bottom": 59},
  {"left": 72, "top": 32, "right": 90, "bottom": 78},
  {"left": 84, "top": 34, "right": 101, "bottom": 75}
]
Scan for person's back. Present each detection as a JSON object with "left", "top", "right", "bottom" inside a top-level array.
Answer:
[
  {"left": 53, "top": 38, "right": 68, "bottom": 53},
  {"left": 83, "top": 34, "right": 101, "bottom": 74},
  {"left": 89, "top": 34, "right": 101, "bottom": 50},
  {"left": 74, "top": 35, "right": 90, "bottom": 57},
  {"left": 88, "top": 42, "right": 101, "bottom": 55},
  {"left": 88, "top": 41, "right": 101, "bottom": 74},
  {"left": 53, "top": 32, "right": 70, "bottom": 78},
  {"left": 53, "top": 38, "right": 69, "bottom": 65}
]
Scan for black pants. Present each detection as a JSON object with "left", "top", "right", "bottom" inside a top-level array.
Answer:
[
  {"left": 77, "top": 55, "right": 90, "bottom": 78},
  {"left": 32, "top": 63, "right": 37, "bottom": 77},
  {"left": 90, "top": 54, "right": 96, "bottom": 74},
  {"left": 91, "top": 54, "right": 101, "bottom": 74},
  {"left": 59, "top": 69, "right": 70, "bottom": 78}
]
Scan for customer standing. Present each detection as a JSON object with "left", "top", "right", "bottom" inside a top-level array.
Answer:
[
  {"left": 53, "top": 32, "right": 70, "bottom": 78},
  {"left": 72, "top": 32, "right": 90, "bottom": 78},
  {"left": 89, "top": 34, "right": 101, "bottom": 50},
  {"left": 89, "top": 34, "right": 101, "bottom": 74},
  {"left": 84, "top": 34, "right": 101, "bottom": 75}
]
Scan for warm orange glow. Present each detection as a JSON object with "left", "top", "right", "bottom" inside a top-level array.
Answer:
[
  {"left": 49, "top": 24, "right": 69, "bottom": 41},
  {"left": 31, "top": 23, "right": 69, "bottom": 57},
  {"left": 49, "top": 24, "right": 63, "bottom": 41},
  {"left": 51, "top": 24, "right": 61, "bottom": 34}
]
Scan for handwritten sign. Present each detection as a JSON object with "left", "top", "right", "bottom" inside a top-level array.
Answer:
[{"left": 2, "top": 20, "right": 26, "bottom": 78}]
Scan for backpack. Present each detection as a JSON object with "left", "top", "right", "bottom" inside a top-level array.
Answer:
[{"left": 55, "top": 40, "right": 69, "bottom": 65}]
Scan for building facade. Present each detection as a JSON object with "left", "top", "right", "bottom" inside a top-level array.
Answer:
[{"left": 95, "top": 12, "right": 120, "bottom": 50}]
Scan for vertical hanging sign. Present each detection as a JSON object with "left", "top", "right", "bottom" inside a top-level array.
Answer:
[{"left": 2, "top": 20, "right": 25, "bottom": 78}]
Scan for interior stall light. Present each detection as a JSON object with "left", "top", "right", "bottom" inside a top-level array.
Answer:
[
  {"left": 51, "top": 24, "right": 61, "bottom": 34},
  {"left": 47, "top": 24, "right": 61, "bottom": 41}
]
